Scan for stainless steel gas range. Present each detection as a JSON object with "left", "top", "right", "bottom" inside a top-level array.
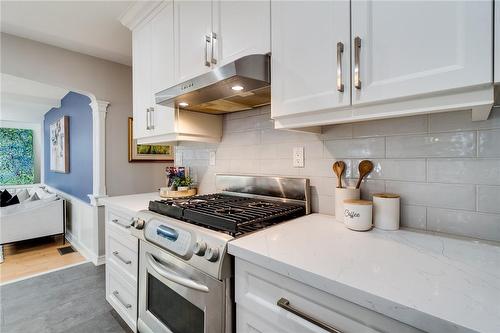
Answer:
[{"left": 131, "top": 174, "right": 310, "bottom": 333}]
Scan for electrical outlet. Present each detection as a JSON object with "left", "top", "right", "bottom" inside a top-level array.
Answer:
[
  {"left": 293, "top": 146, "right": 304, "bottom": 168},
  {"left": 209, "top": 151, "right": 216, "bottom": 166}
]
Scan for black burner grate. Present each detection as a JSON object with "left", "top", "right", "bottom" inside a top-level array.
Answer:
[{"left": 149, "top": 194, "right": 305, "bottom": 236}]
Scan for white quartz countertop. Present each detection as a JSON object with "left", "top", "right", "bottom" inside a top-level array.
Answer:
[
  {"left": 228, "top": 214, "right": 500, "bottom": 333},
  {"left": 100, "top": 192, "right": 161, "bottom": 216}
]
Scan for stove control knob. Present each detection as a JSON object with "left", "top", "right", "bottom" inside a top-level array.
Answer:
[
  {"left": 204, "top": 247, "right": 219, "bottom": 262},
  {"left": 193, "top": 241, "right": 207, "bottom": 256}
]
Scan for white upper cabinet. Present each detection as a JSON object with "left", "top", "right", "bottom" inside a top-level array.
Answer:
[
  {"left": 272, "top": 0, "right": 494, "bottom": 129},
  {"left": 495, "top": 0, "right": 499, "bottom": 83},
  {"left": 151, "top": 2, "right": 175, "bottom": 95},
  {"left": 271, "top": 1, "right": 350, "bottom": 119},
  {"left": 132, "top": 21, "right": 152, "bottom": 140},
  {"left": 174, "top": 0, "right": 213, "bottom": 82},
  {"left": 212, "top": 0, "right": 270, "bottom": 67},
  {"left": 351, "top": 0, "right": 493, "bottom": 105}
]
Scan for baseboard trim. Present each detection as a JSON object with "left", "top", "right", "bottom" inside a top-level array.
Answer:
[{"left": 65, "top": 231, "right": 99, "bottom": 265}]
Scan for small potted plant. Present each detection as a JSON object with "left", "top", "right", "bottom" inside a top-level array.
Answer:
[{"left": 173, "top": 176, "right": 193, "bottom": 192}]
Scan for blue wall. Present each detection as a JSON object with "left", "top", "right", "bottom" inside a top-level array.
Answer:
[{"left": 44, "top": 92, "right": 93, "bottom": 203}]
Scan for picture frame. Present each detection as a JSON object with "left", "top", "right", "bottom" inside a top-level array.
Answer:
[
  {"left": 49, "top": 116, "right": 69, "bottom": 173},
  {"left": 128, "top": 117, "right": 174, "bottom": 162}
]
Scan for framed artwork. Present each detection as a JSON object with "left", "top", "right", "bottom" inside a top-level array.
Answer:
[
  {"left": 128, "top": 117, "right": 174, "bottom": 162},
  {"left": 50, "top": 116, "right": 69, "bottom": 173}
]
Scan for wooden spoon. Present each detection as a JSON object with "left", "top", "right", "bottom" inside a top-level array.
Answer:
[
  {"left": 332, "top": 161, "right": 346, "bottom": 188},
  {"left": 355, "top": 160, "right": 374, "bottom": 189}
]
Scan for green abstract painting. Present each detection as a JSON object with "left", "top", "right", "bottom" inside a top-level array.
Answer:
[{"left": 0, "top": 128, "right": 34, "bottom": 185}]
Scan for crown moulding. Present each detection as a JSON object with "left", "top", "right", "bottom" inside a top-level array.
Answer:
[{"left": 119, "top": 1, "right": 164, "bottom": 31}]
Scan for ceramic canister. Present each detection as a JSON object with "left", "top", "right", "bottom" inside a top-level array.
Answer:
[
  {"left": 343, "top": 199, "right": 373, "bottom": 231},
  {"left": 335, "top": 187, "right": 360, "bottom": 222},
  {"left": 373, "top": 193, "right": 400, "bottom": 230}
]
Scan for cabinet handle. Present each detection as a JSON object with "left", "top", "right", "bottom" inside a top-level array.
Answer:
[
  {"left": 277, "top": 298, "right": 343, "bottom": 333},
  {"left": 149, "top": 107, "right": 155, "bottom": 130},
  {"left": 210, "top": 32, "right": 217, "bottom": 65},
  {"left": 112, "top": 251, "right": 132, "bottom": 265},
  {"left": 111, "top": 218, "right": 131, "bottom": 229},
  {"left": 354, "top": 36, "right": 362, "bottom": 89},
  {"left": 146, "top": 108, "right": 150, "bottom": 130},
  {"left": 204, "top": 35, "right": 211, "bottom": 67},
  {"left": 336, "top": 42, "right": 344, "bottom": 92},
  {"left": 112, "top": 290, "right": 132, "bottom": 309}
]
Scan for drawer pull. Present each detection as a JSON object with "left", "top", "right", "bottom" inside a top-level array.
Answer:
[
  {"left": 113, "top": 290, "right": 132, "bottom": 309},
  {"left": 277, "top": 298, "right": 342, "bottom": 333},
  {"left": 111, "top": 218, "right": 131, "bottom": 229},
  {"left": 112, "top": 251, "right": 132, "bottom": 265}
]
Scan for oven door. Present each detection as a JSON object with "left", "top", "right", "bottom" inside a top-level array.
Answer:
[{"left": 138, "top": 240, "right": 225, "bottom": 333}]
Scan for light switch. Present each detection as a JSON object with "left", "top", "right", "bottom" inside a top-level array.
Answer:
[
  {"left": 293, "top": 147, "right": 304, "bottom": 168},
  {"left": 209, "top": 151, "right": 216, "bottom": 166}
]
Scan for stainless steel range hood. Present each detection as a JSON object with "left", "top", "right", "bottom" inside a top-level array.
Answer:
[{"left": 155, "top": 54, "right": 270, "bottom": 114}]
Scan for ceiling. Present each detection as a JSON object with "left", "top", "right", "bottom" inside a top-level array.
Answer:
[
  {"left": 1, "top": 74, "right": 69, "bottom": 123},
  {"left": 0, "top": 1, "right": 134, "bottom": 66}
]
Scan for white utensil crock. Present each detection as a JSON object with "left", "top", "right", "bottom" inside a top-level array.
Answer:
[{"left": 335, "top": 187, "right": 360, "bottom": 222}]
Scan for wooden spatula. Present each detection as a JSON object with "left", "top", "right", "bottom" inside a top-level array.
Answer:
[
  {"left": 355, "top": 160, "right": 374, "bottom": 189},
  {"left": 332, "top": 161, "right": 346, "bottom": 188}
]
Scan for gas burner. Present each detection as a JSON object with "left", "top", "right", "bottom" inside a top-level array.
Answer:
[
  {"left": 248, "top": 202, "right": 276, "bottom": 208},
  {"left": 187, "top": 199, "right": 207, "bottom": 204},
  {"left": 215, "top": 207, "right": 244, "bottom": 215}
]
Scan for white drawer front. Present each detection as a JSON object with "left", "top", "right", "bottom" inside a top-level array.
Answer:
[
  {"left": 107, "top": 208, "right": 134, "bottom": 236},
  {"left": 108, "top": 234, "right": 138, "bottom": 282},
  {"left": 235, "top": 259, "right": 422, "bottom": 333},
  {"left": 106, "top": 262, "right": 137, "bottom": 331}
]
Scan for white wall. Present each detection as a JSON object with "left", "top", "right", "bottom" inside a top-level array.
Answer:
[
  {"left": 1, "top": 33, "right": 166, "bottom": 196},
  {"left": 0, "top": 120, "right": 42, "bottom": 183}
]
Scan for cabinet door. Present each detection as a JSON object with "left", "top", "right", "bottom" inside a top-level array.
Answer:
[
  {"left": 212, "top": 0, "right": 270, "bottom": 67},
  {"left": 151, "top": 1, "right": 176, "bottom": 136},
  {"left": 174, "top": 0, "right": 212, "bottom": 82},
  {"left": 495, "top": 0, "right": 499, "bottom": 83},
  {"left": 351, "top": 1, "right": 492, "bottom": 105},
  {"left": 132, "top": 22, "right": 152, "bottom": 139},
  {"left": 151, "top": 1, "right": 175, "bottom": 94},
  {"left": 271, "top": 1, "right": 351, "bottom": 119}
]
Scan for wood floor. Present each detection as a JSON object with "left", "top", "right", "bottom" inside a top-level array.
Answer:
[
  {"left": 0, "top": 263, "right": 131, "bottom": 333},
  {"left": 0, "top": 235, "right": 86, "bottom": 283}
]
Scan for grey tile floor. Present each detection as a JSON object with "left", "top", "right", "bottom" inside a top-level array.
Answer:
[{"left": 0, "top": 263, "right": 131, "bottom": 333}]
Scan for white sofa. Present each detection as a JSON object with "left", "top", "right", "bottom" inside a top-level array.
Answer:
[{"left": 0, "top": 185, "right": 65, "bottom": 262}]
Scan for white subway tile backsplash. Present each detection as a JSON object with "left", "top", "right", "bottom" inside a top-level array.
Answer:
[
  {"left": 219, "top": 130, "right": 261, "bottom": 146},
  {"left": 429, "top": 109, "right": 500, "bottom": 133},
  {"left": 478, "top": 129, "right": 500, "bottom": 157},
  {"left": 477, "top": 186, "right": 500, "bottom": 214},
  {"left": 352, "top": 115, "right": 428, "bottom": 138},
  {"left": 386, "top": 132, "right": 476, "bottom": 158},
  {"left": 324, "top": 137, "right": 385, "bottom": 158},
  {"left": 385, "top": 181, "right": 475, "bottom": 210},
  {"left": 401, "top": 205, "right": 427, "bottom": 230},
  {"left": 353, "top": 159, "right": 426, "bottom": 182},
  {"left": 427, "top": 208, "right": 500, "bottom": 242},
  {"left": 177, "top": 108, "right": 500, "bottom": 243},
  {"left": 320, "top": 123, "right": 353, "bottom": 140},
  {"left": 428, "top": 159, "right": 500, "bottom": 185}
]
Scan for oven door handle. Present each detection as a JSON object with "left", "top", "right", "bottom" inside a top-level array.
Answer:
[{"left": 146, "top": 253, "right": 210, "bottom": 293}]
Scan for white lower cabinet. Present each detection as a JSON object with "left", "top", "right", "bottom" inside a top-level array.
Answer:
[
  {"left": 105, "top": 207, "right": 138, "bottom": 332},
  {"left": 235, "top": 259, "right": 422, "bottom": 333}
]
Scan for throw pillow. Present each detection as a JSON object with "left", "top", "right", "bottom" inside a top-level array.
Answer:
[
  {"left": 16, "top": 189, "right": 30, "bottom": 202},
  {"left": 29, "top": 192, "right": 40, "bottom": 201},
  {"left": 4, "top": 195, "right": 20, "bottom": 207},
  {"left": 0, "top": 190, "right": 13, "bottom": 207}
]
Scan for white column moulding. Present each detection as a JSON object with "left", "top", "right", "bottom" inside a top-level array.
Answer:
[{"left": 88, "top": 99, "right": 109, "bottom": 207}]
